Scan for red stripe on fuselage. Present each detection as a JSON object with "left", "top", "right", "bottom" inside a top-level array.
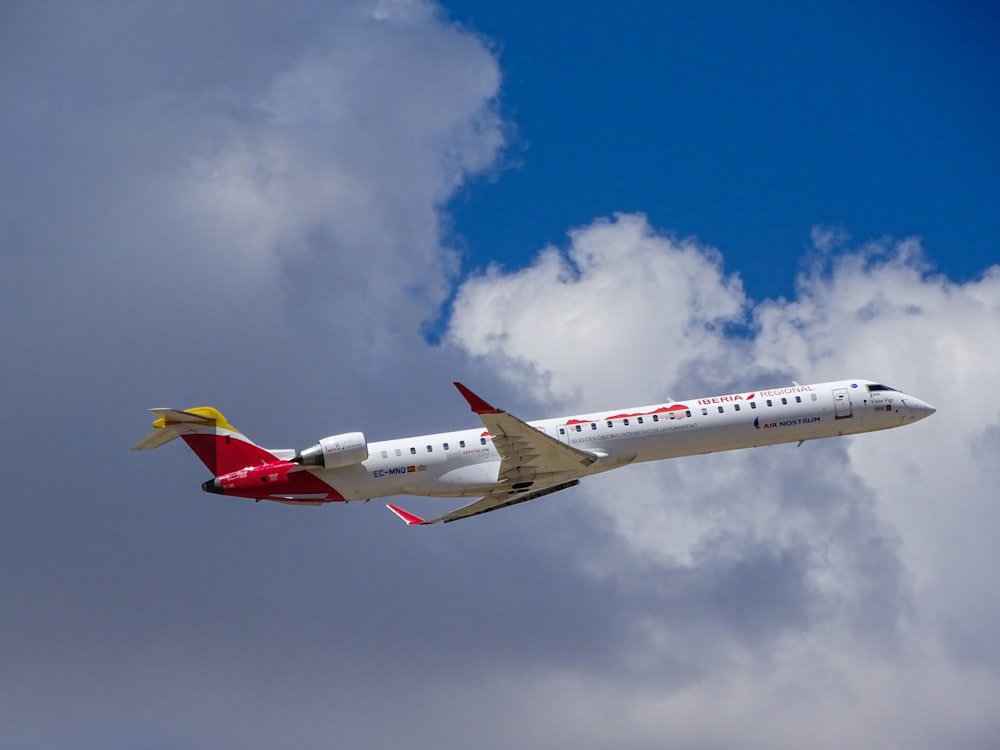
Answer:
[{"left": 565, "top": 403, "right": 690, "bottom": 425}]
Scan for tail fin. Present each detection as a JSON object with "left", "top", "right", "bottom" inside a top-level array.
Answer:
[{"left": 132, "top": 407, "right": 283, "bottom": 475}]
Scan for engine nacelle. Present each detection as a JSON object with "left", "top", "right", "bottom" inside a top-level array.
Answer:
[{"left": 296, "top": 432, "right": 368, "bottom": 469}]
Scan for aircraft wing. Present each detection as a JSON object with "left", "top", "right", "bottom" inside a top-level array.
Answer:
[
  {"left": 453, "top": 381, "right": 597, "bottom": 482},
  {"left": 385, "top": 383, "right": 597, "bottom": 526},
  {"left": 387, "top": 480, "right": 580, "bottom": 525}
]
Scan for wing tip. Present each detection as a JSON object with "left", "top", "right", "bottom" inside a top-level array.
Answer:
[
  {"left": 453, "top": 382, "right": 502, "bottom": 415},
  {"left": 387, "top": 504, "right": 427, "bottom": 526}
]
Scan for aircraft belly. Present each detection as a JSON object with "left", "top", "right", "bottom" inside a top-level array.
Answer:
[
  {"left": 580, "top": 415, "right": 839, "bottom": 463},
  {"left": 403, "top": 461, "right": 502, "bottom": 497}
]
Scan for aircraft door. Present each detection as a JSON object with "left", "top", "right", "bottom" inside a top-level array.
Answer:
[{"left": 832, "top": 388, "right": 853, "bottom": 419}]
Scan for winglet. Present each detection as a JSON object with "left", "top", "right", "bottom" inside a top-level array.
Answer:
[
  {"left": 453, "top": 382, "right": 503, "bottom": 415},
  {"left": 387, "top": 504, "right": 428, "bottom": 526}
]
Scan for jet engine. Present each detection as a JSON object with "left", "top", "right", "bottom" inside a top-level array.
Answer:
[{"left": 295, "top": 432, "right": 368, "bottom": 469}]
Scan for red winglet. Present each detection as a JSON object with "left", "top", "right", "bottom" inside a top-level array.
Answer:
[
  {"left": 453, "top": 382, "right": 502, "bottom": 415},
  {"left": 387, "top": 504, "right": 427, "bottom": 526}
]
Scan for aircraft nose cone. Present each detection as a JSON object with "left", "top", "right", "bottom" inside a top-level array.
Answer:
[{"left": 905, "top": 397, "right": 936, "bottom": 420}]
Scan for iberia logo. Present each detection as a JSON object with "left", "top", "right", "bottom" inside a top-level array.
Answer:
[{"left": 698, "top": 392, "right": 756, "bottom": 406}]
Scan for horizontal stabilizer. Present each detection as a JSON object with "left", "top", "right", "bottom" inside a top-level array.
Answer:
[
  {"left": 131, "top": 406, "right": 239, "bottom": 451},
  {"left": 148, "top": 408, "right": 218, "bottom": 425},
  {"left": 131, "top": 427, "right": 179, "bottom": 451}
]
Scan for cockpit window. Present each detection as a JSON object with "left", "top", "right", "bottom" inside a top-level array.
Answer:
[{"left": 866, "top": 384, "right": 898, "bottom": 392}]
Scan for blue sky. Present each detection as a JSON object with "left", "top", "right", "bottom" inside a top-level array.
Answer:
[
  {"left": 444, "top": 2, "right": 999, "bottom": 301},
  {"left": 1, "top": 3, "right": 999, "bottom": 748}
]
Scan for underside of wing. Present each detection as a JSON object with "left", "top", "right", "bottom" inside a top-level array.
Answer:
[{"left": 387, "top": 479, "right": 580, "bottom": 525}]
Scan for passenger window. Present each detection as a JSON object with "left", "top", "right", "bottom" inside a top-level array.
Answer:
[
  {"left": 734, "top": 404, "right": 741, "bottom": 412},
  {"left": 443, "top": 442, "right": 449, "bottom": 450},
  {"left": 607, "top": 420, "right": 613, "bottom": 428},
  {"left": 810, "top": 394, "right": 818, "bottom": 402},
  {"left": 637, "top": 416, "right": 644, "bottom": 424},
  {"left": 591, "top": 423, "right": 597, "bottom": 430},
  {"left": 480, "top": 437, "right": 487, "bottom": 445},
  {"left": 686, "top": 410, "right": 691, "bottom": 418},
  {"left": 395, "top": 448, "right": 402, "bottom": 457},
  {"left": 750, "top": 402, "right": 757, "bottom": 409},
  {"left": 623, "top": 418, "right": 630, "bottom": 426},
  {"left": 781, "top": 397, "right": 788, "bottom": 405},
  {"left": 669, "top": 412, "right": 675, "bottom": 420},
  {"left": 426, "top": 445, "right": 432, "bottom": 453},
  {"left": 718, "top": 406, "right": 724, "bottom": 413},
  {"left": 559, "top": 427, "right": 565, "bottom": 435},
  {"left": 766, "top": 399, "right": 773, "bottom": 407},
  {"left": 575, "top": 424, "right": 582, "bottom": 432},
  {"left": 410, "top": 447, "right": 416, "bottom": 455},
  {"left": 701, "top": 408, "right": 708, "bottom": 416},
  {"left": 459, "top": 440, "right": 465, "bottom": 448},
  {"left": 652, "top": 414, "right": 659, "bottom": 422},
  {"left": 381, "top": 450, "right": 388, "bottom": 459},
  {"left": 795, "top": 396, "right": 802, "bottom": 403}
]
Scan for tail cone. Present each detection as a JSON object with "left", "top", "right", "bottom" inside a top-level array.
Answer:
[{"left": 201, "top": 478, "right": 223, "bottom": 495}]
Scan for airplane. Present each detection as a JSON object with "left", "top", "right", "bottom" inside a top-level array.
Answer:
[{"left": 132, "top": 379, "right": 935, "bottom": 525}]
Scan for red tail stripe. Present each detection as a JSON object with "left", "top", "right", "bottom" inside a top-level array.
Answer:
[{"left": 181, "top": 433, "right": 279, "bottom": 475}]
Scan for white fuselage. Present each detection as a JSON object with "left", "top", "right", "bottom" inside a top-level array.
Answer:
[{"left": 314, "top": 379, "right": 935, "bottom": 503}]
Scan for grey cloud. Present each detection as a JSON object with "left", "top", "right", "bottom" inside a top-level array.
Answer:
[{"left": 0, "top": 3, "right": 526, "bottom": 748}]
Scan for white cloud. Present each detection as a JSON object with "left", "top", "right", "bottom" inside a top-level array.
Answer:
[
  {"left": 446, "top": 212, "right": 1000, "bottom": 746},
  {"left": 449, "top": 213, "right": 748, "bottom": 406}
]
